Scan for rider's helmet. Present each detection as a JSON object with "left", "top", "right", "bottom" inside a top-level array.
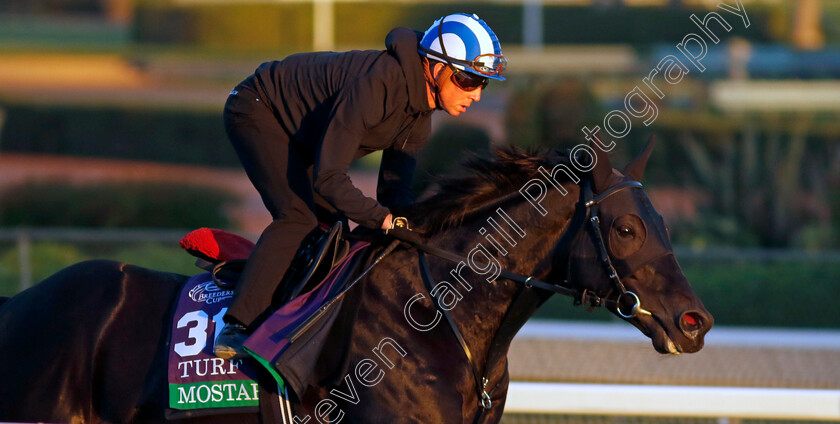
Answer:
[{"left": 418, "top": 13, "right": 507, "bottom": 81}]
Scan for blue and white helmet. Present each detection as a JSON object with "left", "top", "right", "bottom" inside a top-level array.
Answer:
[{"left": 419, "top": 13, "right": 507, "bottom": 81}]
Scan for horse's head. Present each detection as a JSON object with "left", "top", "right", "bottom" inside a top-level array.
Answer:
[{"left": 564, "top": 138, "right": 713, "bottom": 354}]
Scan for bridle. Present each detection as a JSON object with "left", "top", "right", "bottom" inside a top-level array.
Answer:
[
  {"left": 575, "top": 176, "right": 652, "bottom": 319},
  {"left": 386, "top": 174, "right": 652, "bottom": 419}
]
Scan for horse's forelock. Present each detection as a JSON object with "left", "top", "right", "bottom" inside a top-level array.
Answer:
[{"left": 408, "top": 145, "right": 574, "bottom": 234}]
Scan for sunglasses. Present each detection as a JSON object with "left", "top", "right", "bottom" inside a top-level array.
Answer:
[{"left": 450, "top": 70, "right": 488, "bottom": 91}]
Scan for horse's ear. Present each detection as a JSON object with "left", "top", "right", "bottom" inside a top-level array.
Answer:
[
  {"left": 591, "top": 138, "right": 613, "bottom": 193},
  {"left": 622, "top": 135, "right": 656, "bottom": 182}
]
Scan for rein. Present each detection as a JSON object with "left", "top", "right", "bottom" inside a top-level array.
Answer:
[{"left": 386, "top": 175, "right": 648, "bottom": 420}]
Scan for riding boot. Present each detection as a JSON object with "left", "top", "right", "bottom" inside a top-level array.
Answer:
[{"left": 214, "top": 322, "right": 250, "bottom": 360}]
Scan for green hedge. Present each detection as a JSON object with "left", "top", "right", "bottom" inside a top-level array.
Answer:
[
  {"left": 0, "top": 242, "right": 198, "bottom": 297},
  {"left": 541, "top": 6, "right": 771, "bottom": 45},
  {"left": 680, "top": 259, "right": 840, "bottom": 328},
  {"left": 0, "top": 181, "right": 235, "bottom": 229},
  {"left": 0, "top": 104, "right": 236, "bottom": 167},
  {"left": 132, "top": 2, "right": 312, "bottom": 53},
  {"left": 533, "top": 257, "right": 840, "bottom": 329}
]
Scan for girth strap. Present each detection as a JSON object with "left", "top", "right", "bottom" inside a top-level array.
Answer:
[
  {"left": 417, "top": 251, "right": 491, "bottom": 412},
  {"left": 479, "top": 286, "right": 545, "bottom": 416}
]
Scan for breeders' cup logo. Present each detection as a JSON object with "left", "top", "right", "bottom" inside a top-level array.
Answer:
[{"left": 189, "top": 281, "right": 234, "bottom": 304}]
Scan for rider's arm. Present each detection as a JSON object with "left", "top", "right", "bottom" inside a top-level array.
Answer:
[
  {"left": 377, "top": 147, "right": 417, "bottom": 210},
  {"left": 313, "top": 75, "right": 394, "bottom": 229}
]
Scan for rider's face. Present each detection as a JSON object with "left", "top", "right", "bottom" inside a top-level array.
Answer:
[{"left": 432, "top": 63, "right": 483, "bottom": 117}]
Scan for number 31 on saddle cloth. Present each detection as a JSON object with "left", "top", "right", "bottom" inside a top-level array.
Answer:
[{"left": 172, "top": 225, "right": 371, "bottom": 410}]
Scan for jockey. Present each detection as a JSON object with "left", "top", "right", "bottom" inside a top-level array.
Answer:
[{"left": 215, "top": 13, "right": 507, "bottom": 359}]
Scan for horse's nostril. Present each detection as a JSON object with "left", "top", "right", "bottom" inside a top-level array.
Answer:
[{"left": 680, "top": 312, "right": 704, "bottom": 333}]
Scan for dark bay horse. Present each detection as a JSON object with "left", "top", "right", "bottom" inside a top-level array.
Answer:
[{"left": 0, "top": 142, "right": 712, "bottom": 423}]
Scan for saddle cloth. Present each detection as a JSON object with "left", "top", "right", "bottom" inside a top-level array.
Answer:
[{"left": 166, "top": 272, "right": 261, "bottom": 415}]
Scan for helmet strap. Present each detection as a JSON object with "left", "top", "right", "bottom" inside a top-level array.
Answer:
[
  {"left": 432, "top": 64, "right": 455, "bottom": 110},
  {"left": 424, "top": 58, "right": 445, "bottom": 110}
]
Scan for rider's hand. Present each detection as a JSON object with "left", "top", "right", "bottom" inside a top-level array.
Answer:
[{"left": 380, "top": 214, "right": 393, "bottom": 230}]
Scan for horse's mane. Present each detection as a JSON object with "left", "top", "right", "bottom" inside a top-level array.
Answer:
[{"left": 407, "top": 145, "right": 575, "bottom": 234}]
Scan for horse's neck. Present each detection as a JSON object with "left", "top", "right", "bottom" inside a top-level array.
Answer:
[{"left": 425, "top": 184, "right": 579, "bottom": 373}]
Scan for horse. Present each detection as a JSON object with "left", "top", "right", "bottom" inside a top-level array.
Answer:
[{"left": 0, "top": 141, "right": 712, "bottom": 423}]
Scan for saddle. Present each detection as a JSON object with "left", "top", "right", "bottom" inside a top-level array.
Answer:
[
  {"left": 179, "top": 223, "right": 350, "bottom": 304},
  {"left": 277, "top": 223, "right": 350, "bottom": 305},
  {"left": 179, "top": 224, "right": 364, "bottom": 399}
]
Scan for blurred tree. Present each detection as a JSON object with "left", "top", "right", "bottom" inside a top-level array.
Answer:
[
  {"left": 0, "top": 182, "right": 235, "bottom": 229},
  {"left": 823, "top": 138, "right": 840, "bottom": 249},
  {"left": 0, "top": 108, "right": 6, "bottom": 146},
  {"left": 0, "top": 0, "right": 102, "bottom": 14},
  {"left": 103, "top": 0, "right": 132, "bottom": 24},
  {"left": 413, "top": 123, "right": 492, "bottom": 196},
  {"left": 506, "top": 78, "right": 602, "bottom": 148},
  {"left": 672, "top": 116, "right": 838, "bottom": 248}
]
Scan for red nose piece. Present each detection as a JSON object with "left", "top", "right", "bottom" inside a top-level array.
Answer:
[{"left": 680, "top": 312, "right": 704, "bottom": 333}]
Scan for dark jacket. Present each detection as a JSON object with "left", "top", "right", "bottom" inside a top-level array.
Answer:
[{"left": 247, "top": 28, "right": 434, "bottom": 229}]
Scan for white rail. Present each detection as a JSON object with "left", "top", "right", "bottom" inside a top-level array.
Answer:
[
  {"left": 519, "top": 319, "right": 840, "bottom": 350},
  {"left": 506, "top": 382, "right": 840, "bottom": 421}
]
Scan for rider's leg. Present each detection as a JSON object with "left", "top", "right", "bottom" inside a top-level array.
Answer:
[
  {"left": 215, "top": 83, "right": 317, "bottom": 358},
  {"left": 225, "top": 217, "right": 314, "bottom": 327}
]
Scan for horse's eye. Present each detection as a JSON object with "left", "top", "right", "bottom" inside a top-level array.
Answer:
[{"left": 609, "top": 216, "right": 646, "bottom": 258}]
